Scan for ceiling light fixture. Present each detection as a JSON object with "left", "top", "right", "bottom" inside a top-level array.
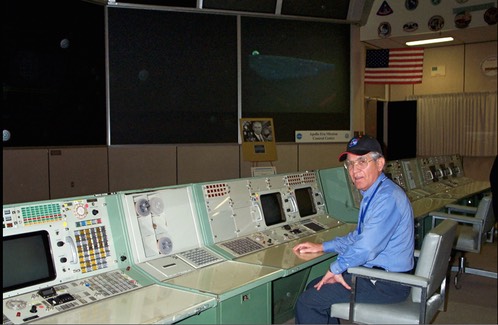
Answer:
[{"left": 406, "top": 37, "right": 454, "bottom": 46}]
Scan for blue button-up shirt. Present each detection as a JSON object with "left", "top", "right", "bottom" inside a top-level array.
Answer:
[{"left": 324, "top": 173, "right": 415, "bottom": 274}]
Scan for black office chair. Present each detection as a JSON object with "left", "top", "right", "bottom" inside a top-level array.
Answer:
[
  {"left": 330, "top": 219, "right": 457, "bottom": 324},
  {"left": 429, "top": 194, "right": 496, "bottom": 289}
]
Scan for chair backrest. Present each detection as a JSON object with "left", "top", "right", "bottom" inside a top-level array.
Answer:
[
  {"left": 412, "top": 219, "right": 457, "bottom": 303},
  {"left": 474, "top": 195, "right": 494, "bottom": 235}
]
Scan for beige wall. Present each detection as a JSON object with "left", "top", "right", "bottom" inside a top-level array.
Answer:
[
  {"left": 3, "top": 143, "right": 346, "bottom": 204},
  {"left": 365, "top": 41, "right": 497, "bottom": 101},
  {"left": 108, "top": 145, "right": 177, "bottom": 192}
]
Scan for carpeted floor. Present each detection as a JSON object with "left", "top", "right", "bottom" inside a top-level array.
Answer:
[{"left": 432, "top": 232, "right": 497, "bottom": 324}]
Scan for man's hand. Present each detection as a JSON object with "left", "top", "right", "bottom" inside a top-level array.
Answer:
[
  {"left": 292, "top": 242, "right": 324, "bottom": 254},
  {"left": 314, "top": 270, "right": 351, "bottom": 291}
]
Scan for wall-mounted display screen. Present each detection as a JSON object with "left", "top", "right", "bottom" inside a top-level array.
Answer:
[
  {"left": 2, "top": 0, "right": 106, "bottom": 147},
  {"left": 260, "top": 192, "right": 286, "bottom": 226},
  {"left": 241, "top": 17, "right": 351, "bottom": 141},
  {"left": 108, "top": 7, "right": 238, "bottom": 144},
  {"left": 3, "top": 230, "right": 57, "bottom": 293},
  {"left": 294, "top": 187, "right": 317, "bottom": 217},
  {"left": 5, "top": 3, "right": 353, "bottom": 146}
]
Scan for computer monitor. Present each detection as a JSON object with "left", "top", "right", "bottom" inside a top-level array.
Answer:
[
  {"left": 441, "top": 164, "right": 452, "bottom": 178},
  {"left": 3, "top": 230, "right": 57, "bottom": 293},
  {"left": 428, "top": 166, "right": 439, "bottom": 182},
  {"left": 259, "top": 192, "right": 286, "bottom": 226},
  {"left": 431, "top": 165, "right": 444, "bottom": 181},
  {"left": 449, "top": 162, "right": 460, "bottom": 177},
  {"left": 294, "top": 187, "right": 317, "bottom": 218}
]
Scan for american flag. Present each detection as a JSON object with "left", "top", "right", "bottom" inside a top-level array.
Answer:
[{"left": 365, "top": 48, "right": 424, "bottom": 84}]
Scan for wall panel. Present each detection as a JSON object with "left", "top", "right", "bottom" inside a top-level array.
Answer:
[
  {"left": 48, "top": 147, "right": 109, "bottom": 199},
  {"left": 298, "top": 143, "right": 344, "bottom": 172},
  {"left": 177, "top": 145, "right": 240, "bottom": 183},
  {"left": 3, "top": 149, "right": 49, "bottom": 204},
  {"left": 108, "top": 145, "right": 177, "bottom": 192}
]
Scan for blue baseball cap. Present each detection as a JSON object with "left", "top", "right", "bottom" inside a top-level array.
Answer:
[{"left": 338, "top": 135, "right": 383, "bottom": 162}]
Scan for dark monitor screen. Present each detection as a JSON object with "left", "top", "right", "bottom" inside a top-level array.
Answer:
[
  {"left": 440, "top": 164, "right": 451, "bottom": 179},
  {"left": 431, "top": 165, "right": 444, "bottom": 180},
  {"left": 3, "top": 230, "right": 57, "bottom": 293},
  {"left": 428, "top": 166, "right": 438, "bottom": 182},
  {"left": 449, "top": 162, "right": 459, "bottom": 177},
  {"left": 294, "top": 187, "right": 317, "bottom": 218},
  {"left": 3, "top": 0, "right": 106, "bottom": 147},
  {"left": 260, "top": 192, "right": 286, "bottom": 226},
  {"left": 241, "top": 17, "right": 351, "bottom": 141}
]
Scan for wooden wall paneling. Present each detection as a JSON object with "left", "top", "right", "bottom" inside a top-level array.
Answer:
[
  {"left": 48, "top": 147, "right": 109, "bottom": 199},
  {"left": 3, "top": 149, "right": 50, "bottom": 204},
  {"left": 177, "top": 144, "right": 240, "bottom": 184},
  {"left": 108, "top": 145, "right": 177, "bottom": 192},
  {"left": 298, "top": 143, "right": 344, "bottom": 172}
]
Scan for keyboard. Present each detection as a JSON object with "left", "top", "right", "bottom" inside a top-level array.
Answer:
[
  {"left": 178, "top": 248, "right": 223, "bottom": 268},
  {"left": 220, "top": 237, "right": 264, "bottom": 256}
]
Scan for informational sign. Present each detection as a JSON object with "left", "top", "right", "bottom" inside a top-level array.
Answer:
[
  {"left": 251, "top": 166, "right": 277, "bottom": 177},
  {"left": 295, "top": 130, "right": 351, "bottom": 143}
]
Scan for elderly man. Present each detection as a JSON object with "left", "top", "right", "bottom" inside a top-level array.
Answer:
[{"left": 293, "top": 135, "right": 415, "bottom": 324}]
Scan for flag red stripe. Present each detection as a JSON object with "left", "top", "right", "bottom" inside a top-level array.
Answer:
[
  {"left": 365, "top": 80, "right": 422, "bottom": 84},
  {"left": 365, "top": 74, "right": 423, "bottom": 77},
  {"left": 365, "top": 70, "right": 423, "bottom": 74},
  {"left": 365, "top": 76, "right": 422, "bottom": 80},
  {"left": 389, "top": 58, "right": 424, "bottom": 62},
  {"left": 366, "top": 67, "right": 423, "bottom": 71}
]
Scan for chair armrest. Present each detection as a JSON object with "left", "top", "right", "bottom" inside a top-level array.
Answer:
[
  {"left": 444, "top": 204, "right": 478, "bottom": 215},
  {"left": 347, "top": 266, "right": 429, "bottom": 288},
  {"left": 429, "top": 212, "right": 484, "bottom": 226}
]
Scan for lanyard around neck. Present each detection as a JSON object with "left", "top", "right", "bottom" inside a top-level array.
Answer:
[{"left": 358, "top": 176, "right": 386, "bottom": 235}]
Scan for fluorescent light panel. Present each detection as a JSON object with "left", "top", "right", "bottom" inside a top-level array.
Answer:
[{"left": 406, "top": 37, "right": 454, "bottom": 46}]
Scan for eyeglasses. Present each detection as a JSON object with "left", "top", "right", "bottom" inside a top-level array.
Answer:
[{"left": 344, "top": 157, "right": 375, "bottom": 170}]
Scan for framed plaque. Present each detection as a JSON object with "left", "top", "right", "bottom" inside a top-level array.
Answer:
[{"left": 240, "top": 118, "right": 277, "bottom": 162}]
